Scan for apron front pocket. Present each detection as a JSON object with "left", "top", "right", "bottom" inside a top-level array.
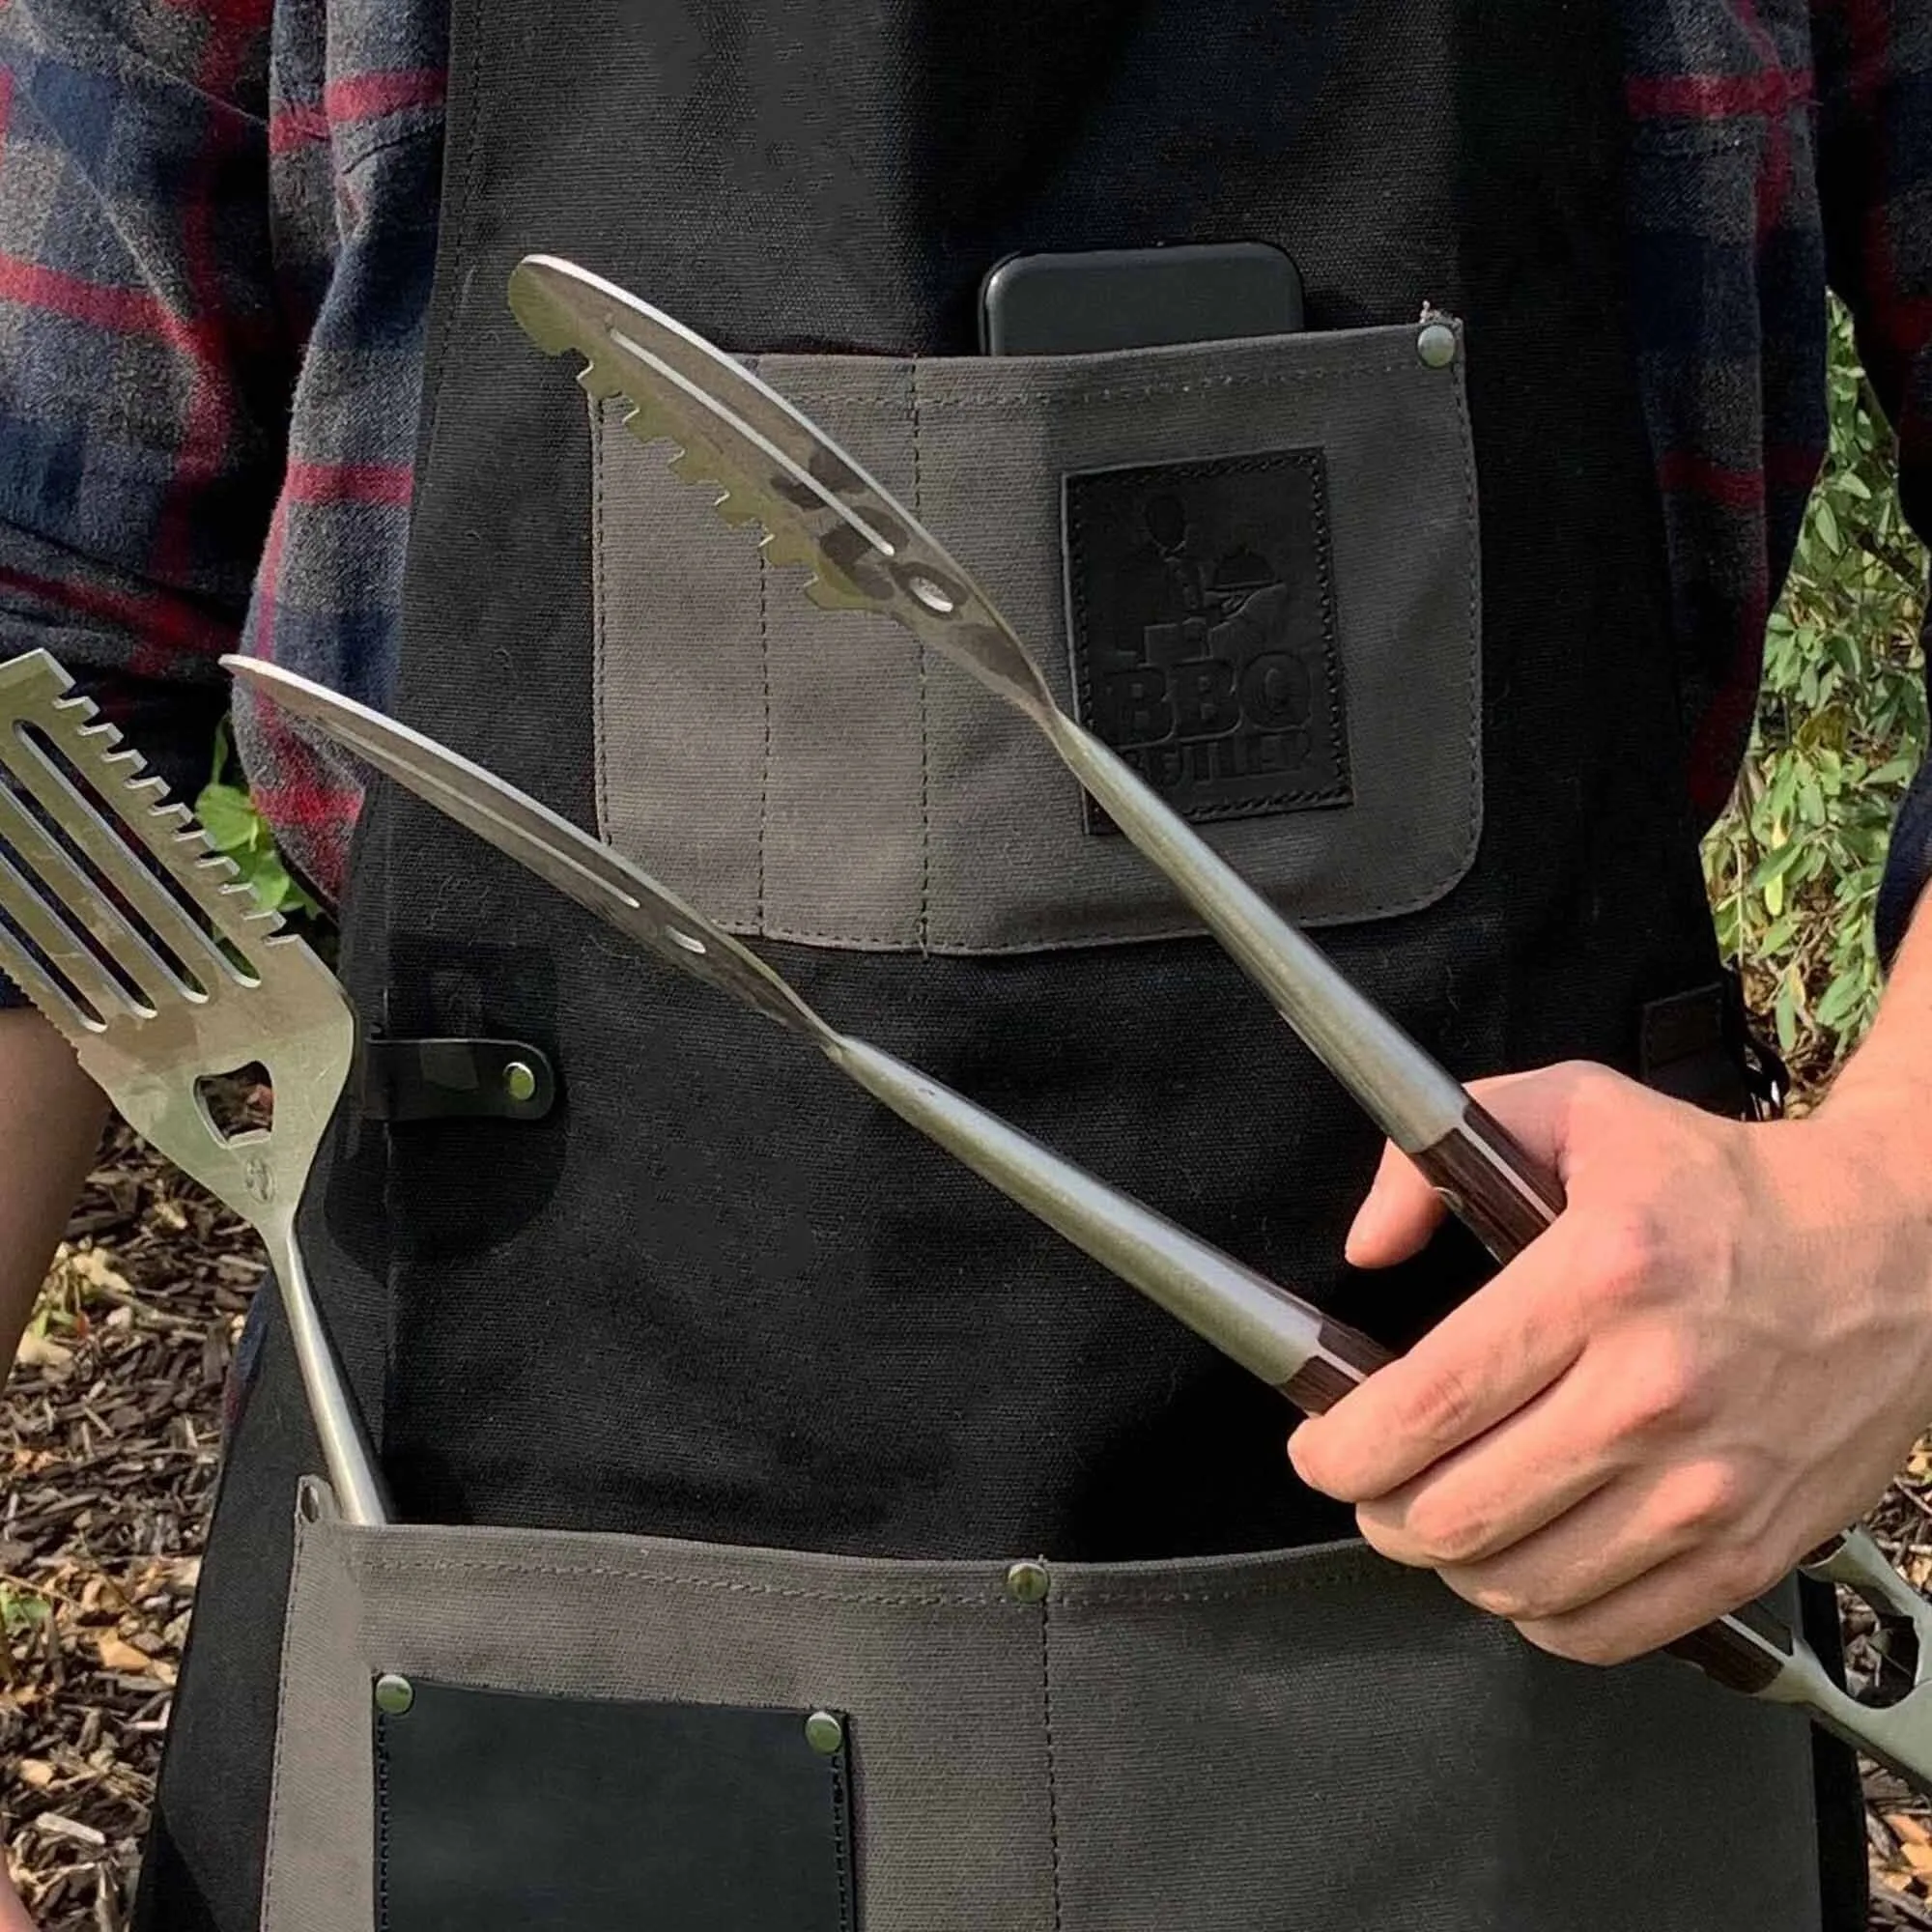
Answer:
[
  {"left": 587, "top": 319, "right": 1483, "bottom": 954},
  {"left": 262, "top": 1480, "right": 1827, "bottom": 1932}
]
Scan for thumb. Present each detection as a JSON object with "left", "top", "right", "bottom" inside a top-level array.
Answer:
[
  {"left": 1344, "top": 1063, "right": 1598, "bottom": 1269},
  {"left": 1344, "top": 1138, "right": 1446, "bottom": 1268}
]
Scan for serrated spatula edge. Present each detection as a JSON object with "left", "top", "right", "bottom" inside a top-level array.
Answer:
[{"left": 0, "top": 650, "right": 288, "bottom": 961}]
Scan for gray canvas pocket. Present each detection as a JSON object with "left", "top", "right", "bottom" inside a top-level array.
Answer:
[
  {"left": 589, "top": 320, "right": 1482, "bottom": 953},
  {"left": 259, "top": 1480, "right": 1824, "bottom": 1932}
]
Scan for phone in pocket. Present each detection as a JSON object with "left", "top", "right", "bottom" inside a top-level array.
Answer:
[{"left": 977, "top": 241, "right": 1306, "bottom": 355}]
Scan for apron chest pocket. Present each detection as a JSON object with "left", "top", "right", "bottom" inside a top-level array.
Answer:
[{"left": 587, "top": 319, "right": 1484, "bottom": 955}]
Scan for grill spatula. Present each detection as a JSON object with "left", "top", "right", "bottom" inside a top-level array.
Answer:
[{"left": 0, "top": 649, "right": 386, "bottom": 1526}]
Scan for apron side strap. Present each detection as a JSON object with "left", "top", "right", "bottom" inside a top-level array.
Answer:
[{"left": 355, "top": 1037, "right": 559, "bottom": 1123}]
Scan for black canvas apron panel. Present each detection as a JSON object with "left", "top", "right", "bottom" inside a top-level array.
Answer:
[
  {"left": 257, "top": 1479, "right": 1821, "bottom": 1932},
  {"left": 133, "top": 0, "right": 1861, "bottom": 1926},
  {"left": 590, "top": 321, "right": 1481, "bottom": 951},
  {"left": 337, "top": 0, "right": 1742, "bottom": 1569}
]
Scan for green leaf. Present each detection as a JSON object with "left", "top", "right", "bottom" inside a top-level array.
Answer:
[
  {"left": 244, "top": 857, "right": 297, "bottom": 913},
  {"left": 1747, "top": 838, "right": 1809, "bottom": 891},
  {"left": 195, "top": 781, "right": 265, "bottom": 855},
  {"left": 1775, "top": 975, "right": 1800, "bottom": 1054},
  {"left": 1812, "top": 496, "right": 1842, "bottom": 555},
  {"left": 1, "top": 1591, "right": 50, "bottom": 1636},
  {"left": 1816, "top": 968, "right": 1869, "bottom": 1029}
]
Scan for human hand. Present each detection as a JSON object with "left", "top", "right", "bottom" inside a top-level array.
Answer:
[{"left": 1287, "top": 1061, "right": 1932, "bottom": 1664}]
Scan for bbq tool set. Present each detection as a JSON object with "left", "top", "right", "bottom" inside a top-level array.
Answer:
[{"left": 3, "top": 248, "right": 1927, "bottom": 1790}]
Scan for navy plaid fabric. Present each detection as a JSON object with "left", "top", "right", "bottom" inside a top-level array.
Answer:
[{"left": 1, "top": 0, "right": 1930, "bottom": 996}]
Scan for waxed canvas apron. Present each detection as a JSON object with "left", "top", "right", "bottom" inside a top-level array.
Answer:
[{"left": 133, "top": 3, "right": 1855, "bottom": 1926}]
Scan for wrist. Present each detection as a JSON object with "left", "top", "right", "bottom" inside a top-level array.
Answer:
[
  {"left": 1821, "top": 1029, "right": 1932, "bottom": 1152},
  {"left": 1799, "top": 1087, "right": 1932, "bottom": 1357},
  {"left": 0, "top": 1007, "right": 107, "bottom": 1360}
]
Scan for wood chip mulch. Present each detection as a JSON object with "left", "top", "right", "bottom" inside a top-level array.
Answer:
[
  {"left": 7, "top": 1119, "right": 1932, "bottom": 1928},
  {"left": 3, "top": 1122, "right": 252, "bottom": 1930}
]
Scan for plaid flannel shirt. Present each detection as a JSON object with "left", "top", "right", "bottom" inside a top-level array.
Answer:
[{"left": 2, "top": 0, "right": 1931, "bottom": 1008}]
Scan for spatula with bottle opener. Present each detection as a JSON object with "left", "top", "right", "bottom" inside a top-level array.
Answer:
[
  {"left": 229, "top": 250, "right": 1932, "bottom": 1789},
  {"left": 0, "top": 649, "right": 386, "bottom": 1526}
]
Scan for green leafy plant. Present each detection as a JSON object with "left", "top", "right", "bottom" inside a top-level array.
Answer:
[
  {"left": 1, "top": 1588, "right": 50, "bottom": 1638},
  {"left": 1702, "top": 303, "right": 1929, "bottom": 1093},
  {"left": 194, "top": 721, "right": 322, "bottom": 920}
]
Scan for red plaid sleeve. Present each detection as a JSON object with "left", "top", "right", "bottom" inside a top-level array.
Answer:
[
  {"left": 0, "top": 0, "right": 289, "bottom": 1003},
  {"left": 1815, "top": 0, "right": 1932, "bottom": 958}
]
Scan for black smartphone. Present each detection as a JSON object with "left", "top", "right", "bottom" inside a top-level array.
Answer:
[{"left": 978, "top": 242, "right": 1305, "bottom": 355}]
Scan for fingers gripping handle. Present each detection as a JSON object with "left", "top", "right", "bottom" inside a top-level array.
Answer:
[{"left": 1428, "top": 1099, "right": 1932, "bottom": 1783}]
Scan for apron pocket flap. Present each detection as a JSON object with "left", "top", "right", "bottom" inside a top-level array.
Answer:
[{"left": 374, "top": 1678, "right": 855, "bottom": 1932}]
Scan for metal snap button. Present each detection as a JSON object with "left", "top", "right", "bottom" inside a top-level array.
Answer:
[
  {"left": 503, "top": 1061, "right": 539, "bottom": 1103},
  {"left": 1417, "top": 321, "right": 1459, "bottom": 369},
  {"left": 805, "top": 1710, "right": 845, "bottom": 1755},
  {"left": 373, "top": 1672, "right": 415, "bottom": 1716},
  {"left": 1006, "top": 1559, "right": 1051, "bottom": 1605}
]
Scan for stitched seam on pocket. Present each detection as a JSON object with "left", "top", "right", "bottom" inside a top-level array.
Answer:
[
  {"left": 355, "top": 1554, "right": 1005, "bottom": 1606},
  {"left": 592, "top": 403, "right": 613, "bottom": 842},
  {"left": 374, "top": 1717, "right": 393, "bottom": 1932},
  {"left": 1059, "top": 1570, "right": 1406, "bottom": 1610},
  {"left": 828, "top": 1745, "right": 857, "bottom": 1932},
  {"left": 349, "top": 1551, "right": 1399, "bottom": 1608},
  {"left": 758, "top": 522, "right": 772, "bottom": 924},
  {"left": 910, "top": 363, "right": 932, "bottom": 949},
  {"left": 1310, "top": 448, "right": 1350, "bottom": 799},
  {"left": 773, "top": 361, "right": 1420, "bottom": 409},
  {"left": 1452, "top": 356, "right": 1482, "bottom": 858},
  {"left": 1039, "top": 1593, "right": 1065, "bottom": 1932},
  {"left": 259, "top": 1500, "right": 313, "bottom": 1925}
]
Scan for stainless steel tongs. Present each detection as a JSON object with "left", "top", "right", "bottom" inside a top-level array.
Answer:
[
  {"left": 228, "top": 658, "right": 1395, "bottom": 1420},
  {"left": 235, "top": 650, "right": 1932, "bottom": 1798},
  {"left": 484, "top": 252, "right": 1932, "bottom": 1781}
]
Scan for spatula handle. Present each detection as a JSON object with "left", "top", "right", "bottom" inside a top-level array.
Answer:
[{"left": 270, "top": 1230, "right": 390, "bottom": 1527}]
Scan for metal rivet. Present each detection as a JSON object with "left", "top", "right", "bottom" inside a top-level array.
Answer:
[
  {"left": 1006, "top": 1559, "right": 1051, "bottom": 1605},
  {"left": 1416, "top": 321, "right": 1459, "bottom": 370},
  {"left": 373, "top": 1672, "right": 414, "bottom": 1716},
  {"left": 502, "top": 1061, "right": 538, "bottom": 1104},
  {"left": 804, "top": 1710, "right": 844, "bottom": 1755}
]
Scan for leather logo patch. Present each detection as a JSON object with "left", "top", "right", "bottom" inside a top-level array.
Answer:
[{"left": 1063, "top": 451, "right": 1350, "bottom": 832}]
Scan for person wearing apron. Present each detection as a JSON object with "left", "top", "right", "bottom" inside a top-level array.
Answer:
[{"left": 4, "top": 1, "right": 1932, "bottom": 1927}]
